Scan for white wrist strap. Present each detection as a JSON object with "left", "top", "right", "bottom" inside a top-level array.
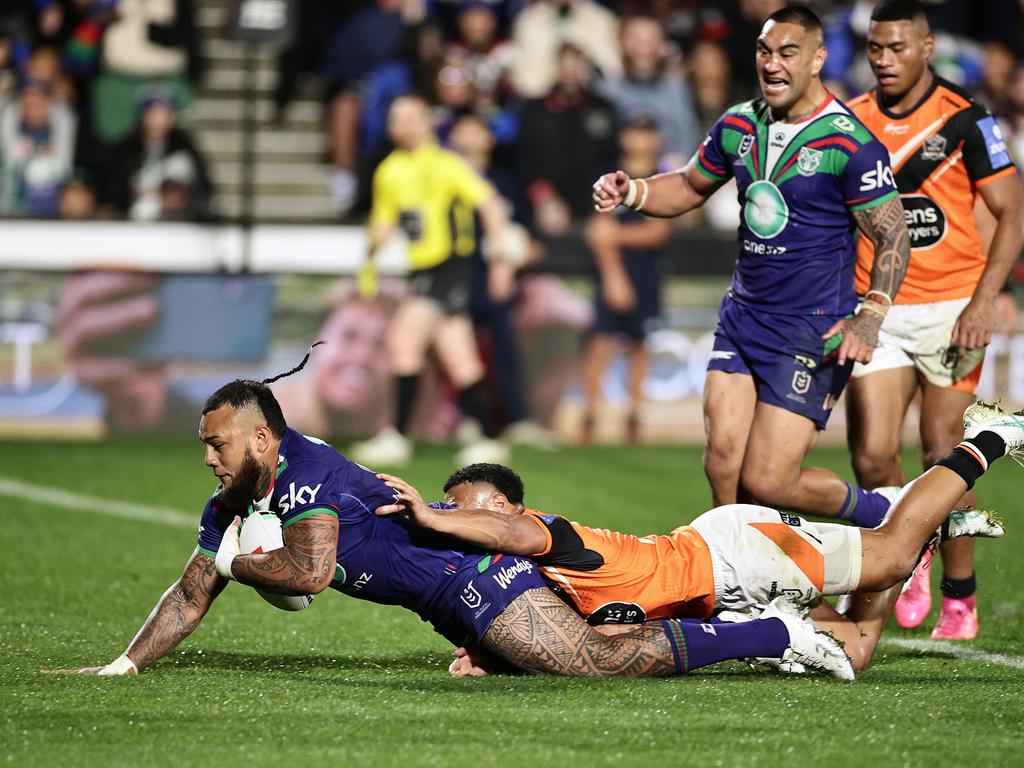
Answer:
[
  {"left": 101, "top": 654, "right": 137, "bottom": 676},
  {"left": 622, "top": 179, "right": 638, "bottom": 208}
]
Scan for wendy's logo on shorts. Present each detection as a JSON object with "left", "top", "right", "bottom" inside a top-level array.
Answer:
[{"left": 791, "top": 370, "right": 812, "bottom": 395}]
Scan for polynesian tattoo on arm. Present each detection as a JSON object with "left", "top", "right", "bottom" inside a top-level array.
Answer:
[
  {"left": 853, "top": 196, "right": 911, "bottom": 301},
  {"left": 481, "top": 588, "right": 677, "bottom": 677},
  {"left": 126, "top": 551, "right": 227, "bottom": 672},
  {"left": 230, "top": 514, "right": 339, "bottom": 595}
]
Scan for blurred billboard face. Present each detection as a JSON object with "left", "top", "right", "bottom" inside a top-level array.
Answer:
[{"left": 312, "top": 300, "right": 391, "bottom": 412}]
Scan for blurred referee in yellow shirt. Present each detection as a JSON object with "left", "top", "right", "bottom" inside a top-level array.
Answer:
[{"left": 351, "top": 94, "right": 515, "bottom": 467}]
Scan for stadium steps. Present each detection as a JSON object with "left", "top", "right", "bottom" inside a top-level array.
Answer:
[{"left": 191, "top": 0, "right": 338, "bottom": 222}]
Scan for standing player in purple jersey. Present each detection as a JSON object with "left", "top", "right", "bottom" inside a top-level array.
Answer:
[
  {"left": 46, "top": 361, "right": 854, "bottom": 679},
  {"left": 592, "top": 6, "right": 912, "bottom": 528}
]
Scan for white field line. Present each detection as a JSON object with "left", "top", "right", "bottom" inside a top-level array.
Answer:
[
  {"left": 880, "top": 637, "right": 1024, "bottom": 669},
  {"left": 0, "top": 475, "right": 195, "bottom": 529}
]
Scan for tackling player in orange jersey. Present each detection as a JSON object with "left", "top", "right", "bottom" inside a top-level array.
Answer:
[
  {"left": 845, "top": 0, "right": 1024, "bottom": 639},
  {"left": 376, "top": 400, "right": 1020, "bottom": 675}
]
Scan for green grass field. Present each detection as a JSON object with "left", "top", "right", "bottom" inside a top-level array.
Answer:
[{"left": 1, "top": 437, "right": 1022, "bottom": 767}]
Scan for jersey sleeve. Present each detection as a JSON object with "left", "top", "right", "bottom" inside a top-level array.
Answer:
[
  {"left": 839, "top": 137, "right": 899, "bottom": 211},
  {"left": 446, "top": 152, "right": 494, "bottom": 208},
  {"left": 522, "top": 510, "right": 603, "bottom": 571},
  {"left": 368, "top": 160, "right": 399, "bottom": 227},
  {"left": 692, "top": 115, "right": 732, "bottom": 182},
  {"left": 196, "top": 495, "right": 238, "bottom": 557},
  {"left": 962, "top": 110, "right": 1016, "bottom": 187},
  {"left": 277, "top": 463, "right": 343, "bottom": 528}
]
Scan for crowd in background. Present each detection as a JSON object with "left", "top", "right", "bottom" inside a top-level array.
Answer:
[
  {"left": 0, "top": 0, "right": 210, "bottom": 222},
  {"left": 0, "top": 0, "right": 1023, "bottom": 233}
]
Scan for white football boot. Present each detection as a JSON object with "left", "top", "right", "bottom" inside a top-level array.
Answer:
[
  {"left": 762, "top": 595, "right": 855, "bottom": 681},
  {"left": 962, "top": 401, "right": 1024, "bottom": 466},
  {"left": 454, "top": 437, "right": 510, "bottom": 467},
  {"left": 349, "top": 427, "right": 412, "bottom": 468}
]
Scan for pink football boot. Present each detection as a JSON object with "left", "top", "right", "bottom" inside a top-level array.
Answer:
[
  {"left": 895, "top": 548, "right": 932, "bottom": 629},
  {"left": 931, "top": 596, "right": 979, "bottom": 640}
]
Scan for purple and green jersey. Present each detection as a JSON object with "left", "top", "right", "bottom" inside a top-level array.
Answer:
[
  {"left": 197, "top": 428, "right": 545, "bottom": 645},
  {"left": 695, "top": 94, "right": 897, "bottom": 316}
]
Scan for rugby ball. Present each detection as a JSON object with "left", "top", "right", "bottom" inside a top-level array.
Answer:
[{"left": 238, "top": 513, "right": 315, "bottom": 612}]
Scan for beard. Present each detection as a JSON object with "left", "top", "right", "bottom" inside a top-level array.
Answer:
[{"left": 215, "top": 449, "right": 272, "bottom": 509}]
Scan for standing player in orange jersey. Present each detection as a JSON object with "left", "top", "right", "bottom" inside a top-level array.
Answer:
[{"left": 845, "top": 0, "right": 1024, "bottom": 639}]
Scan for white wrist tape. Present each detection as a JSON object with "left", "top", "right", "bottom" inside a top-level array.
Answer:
[
  {"left": 215, "top": 524, "right": 240, "bottom": 580},
  {"left": 622, "top": 179, "right": 638, "bottom": 208},
  {"left": 98, "top": 654, "right": 137, "bottom": 676}
]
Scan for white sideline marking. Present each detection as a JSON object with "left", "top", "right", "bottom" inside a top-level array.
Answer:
[
  {"left": 0, "top": 476, "right": 195, "bottom": 529},
  {"left": 881, "top": 637, "right": 1024, "bottom": 669}
]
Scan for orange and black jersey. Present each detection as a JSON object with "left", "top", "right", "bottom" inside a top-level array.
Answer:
[
  {"left": 849, "top": 76, "right": 1017, "bottom": 304},
  {"left": 520, "top": 509, "right": 716, "bottom": 624}
]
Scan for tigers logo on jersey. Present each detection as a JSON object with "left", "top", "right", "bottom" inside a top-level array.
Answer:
[
  {"left": 797, "top": 147, "right": 822, "bottom": 177},
  {"left": 921, "top": 134, "right": 947, "bottom": 161}
]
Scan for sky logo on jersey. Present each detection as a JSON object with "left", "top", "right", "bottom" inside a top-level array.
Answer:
[
  {"left": 977, "top": 116, "right": 1011, "bottom": 168},
  {"left": 859, "top": 160, "right": 895, "bottom": 192},
  {"left": 492, "top": 559, "right": 534, "bottom": 590},
  {"left": 744, "top": 180, "right": 789, "bottom": 239},
  {"left": 278, "top": 482, "right": 322, "bottom": 514}
]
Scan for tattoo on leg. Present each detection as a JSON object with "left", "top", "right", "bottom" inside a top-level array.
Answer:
[{"left": 481, "top": 589, "right": 677, "bottom": 677}]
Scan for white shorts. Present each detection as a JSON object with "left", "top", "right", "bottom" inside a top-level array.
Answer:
[
  {"left": 851, "top": 297, "right": 985, "bottom": 390},
  {"left": 687, "top": 504, "right": 862, "bottom": 615}
]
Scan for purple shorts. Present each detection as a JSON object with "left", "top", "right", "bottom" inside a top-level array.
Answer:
[{"left": 707, "top": 293, "right": 853, "bottom": 429}]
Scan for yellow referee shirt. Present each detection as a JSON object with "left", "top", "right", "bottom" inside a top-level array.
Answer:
[{"left": 370, "top": 141, "right": 494, "bottom": 270}]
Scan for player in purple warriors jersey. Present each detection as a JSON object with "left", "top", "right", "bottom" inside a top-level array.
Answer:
[
  {"left": 48, "top": 350, "right": 855, "bottom": 679},
  {"left": 592, "top": 6, "right": 912, "bottom": 530}
]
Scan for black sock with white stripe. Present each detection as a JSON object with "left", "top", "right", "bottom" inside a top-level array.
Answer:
[{"left": 935, "top": 431, "right": 1007, "bottom": 490}]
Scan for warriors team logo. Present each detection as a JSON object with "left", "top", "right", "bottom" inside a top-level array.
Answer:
[
  {"left": 797, "top": 147, "right": 822, "bottom": 177},
  {"left": 738, "top": 134, "right": 755, "bottom": 157},
  {"left": 743, "top": 180, "right": 789, "bottom": 239},
  {"left": 922, "top": 134, "right": 947, "bottom": 160}
]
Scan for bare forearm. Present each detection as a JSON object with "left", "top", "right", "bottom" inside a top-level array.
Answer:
[
  {"left": 631, "top": 170, "right": 707, "bottom": 218},
  {"left": 422, "top": 508, "right": 534, "bottom": 555},
  {"left": 974, "top": 208, "right": 1023, "bottom": 301},
  {"left": 126, "top": 554, "right": 223, "bottom": 672},
  {"left": 482, "top": 589, "right": 676, "bottom": 677},
  {"left": 613, "top": 219, "right": 674, "bottom": 249}
]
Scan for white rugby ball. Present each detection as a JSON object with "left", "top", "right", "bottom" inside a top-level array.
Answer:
[{"left": 238, "top": 513, "right": 314, "bottom": 612}]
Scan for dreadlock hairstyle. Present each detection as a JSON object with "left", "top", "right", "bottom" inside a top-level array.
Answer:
[
  {"left": 201, "top": 341, "right": 325, "bottom": 438},
  {"left": 443, "top": 463, "right": 525, "bottom": 505}
]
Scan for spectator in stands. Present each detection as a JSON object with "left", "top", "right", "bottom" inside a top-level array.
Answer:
[
  {"left": 448, "top": 1, "right": 513, "bottom": 115},
  {"left": 323, "top": 0, "right": 422, "bottom": 213},
  {"left": 101, "top": 90, "right": 211, "bottom": 221},
  {"left": 580, "top": 117, "right": 671, "bottom": 445},
  {"left": 597, "top": 14, "right": 699, "bottom": 169},
  {"left": 92, "top": 0, "right": 200, "bottom": 144},
  {"left": 509, "top": 0, "right": 620, "bottom": 99},
  {"left": 517, "top": 42, "right": 618, "bottom": 235},
  {"left": 58, "top": 172, "right": 96, "bottom": 219},
  {"left": 0, "top": 76, "right": 76, "bottom": 217},
  {"left": 687, "top": 37, "right": 733, "bottom": 132}
]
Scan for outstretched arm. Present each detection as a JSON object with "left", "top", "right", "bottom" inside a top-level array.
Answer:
[
  {"left": 375, "top": 474, "right": 547, "bottom": 556},
  {"left": 228, "top": 514, "right": 338, "bottom": 595},
  {"left": 592, "top": 160, "right": 725, "bottom": 219},
  {"left": 824, "top": 196, "right": 911, "bottom": 364},
  {"left": 45, "top": 550, "right": 227, "bottom": 675}
]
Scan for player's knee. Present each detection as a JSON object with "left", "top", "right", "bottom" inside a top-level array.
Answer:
[
  {"left": 850, "top": 446, "right": 898, "bottom": 488},
  {"left": 739, "top": 465, "right": 790, "bottom": 507}
]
